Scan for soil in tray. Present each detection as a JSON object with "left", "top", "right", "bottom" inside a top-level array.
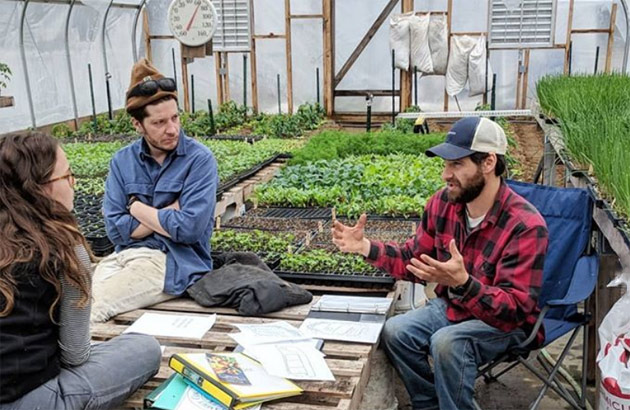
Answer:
[
  {"left": 335, "top": 218, "right": 419, "bottom": 234},
  {"left": 223, "top": 216, "right": 325, "bottom": 233},
  {"left": 310, "top": 229, "right": 413, "bottom": 245}
]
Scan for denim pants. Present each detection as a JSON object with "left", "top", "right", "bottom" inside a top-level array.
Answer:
[
  {"left": 0, "top": 333, "right": 161, "bottom": 410},
  {"left": 382, "top": 297, "right": 526, "bottom": 410}
]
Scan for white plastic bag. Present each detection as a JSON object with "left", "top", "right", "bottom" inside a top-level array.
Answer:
[
  {"left": 468, "top": 35, "right": 493, "bottom": 97},
  {"left": 428, "top": 14, "right": 448, "bottom": 75},
  {"left": 597, "top": 273, "right": 630, "bottom": 410},
  {"left": 445, "top": 35, "right": 477, "bottom": 96},
  {"left": 409, "top": 14, "right": 433, "bottom": 74},
  {"left": 389, "top": 13, "right": 413, "bottom": 71}
]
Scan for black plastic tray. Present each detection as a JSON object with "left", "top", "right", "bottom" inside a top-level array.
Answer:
[{"left": 275, "top": 270, "right": 396, "bottom": 287}]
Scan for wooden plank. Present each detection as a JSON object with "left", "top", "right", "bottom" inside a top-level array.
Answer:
[
  {"left": 285, "top": 0, "right": 294, "bottom": 114},
  {"left": 249, "top": 0, "right": 259, "bottom": 113},
  {"left": 571, "top": 28, "right": 610, "bottom": 34},
  {"left": 0, "top": 96, "right": 14, "bottom": 108},
  {"left": 149, "top": 34, "right": 175, "bottom": 40},
  {"left": 333, "top": 0, "right": 399, "bottom": 87},
  {"left": 521, "top": 49, "right": 530, "bottom": 109},
  {"left": 334, "top": 89, "right": 400, "bottom": 97},
  {"left": 142, "top": 8, "right": 151, "bottom": 61},
  {"left": 399, "top": 0, "right": 413, "bottom": 112},
  {"left": 223, "top": 52, "right": 231, "bottom": 102},
  {"left": 253, "top": 33, "right": 286, "bottom": 39},
  {"left": 181, "top": 46, "right": 190, "bottom": 112},
  {"left": 145, "top": 297, "right": 317, "bottom": 321},
  {"left": 290, "top": 14, "right": 324, "bottom": 19},
  {"left": 214, "top": 52, "right": 223, "bottom": 105},
  {"left": 515, "top": 50, "right": 523, "bottom": 109},
  {"left": 444, "top": 0, "right": 452, "bottom": 111},
  {"left": 450, "top": 31, "right": 485, "bottom": 36},
  {"left": 605, "top": 3, "right": 617, "bottom": 73},
  {"left": 564, "top": 0, "right": 574, "bottom": 74},
  {"left": 323, "top": 0, "right": 334, "bottom": 116}
]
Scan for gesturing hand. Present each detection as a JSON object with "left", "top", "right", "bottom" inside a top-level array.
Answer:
[
  {"left": 406, "top": 239, "right": 469, "bottom": 287},
  {"left": 331, "top": 213, "right": 371, "bottom": 256}
]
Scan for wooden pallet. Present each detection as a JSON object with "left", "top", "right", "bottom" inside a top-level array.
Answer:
[
  {"left": 215, "top": 160, "right": 286, "bottom": 220},
  {"left": 91, "top": 289, "right": 398, "bottom": 410}
]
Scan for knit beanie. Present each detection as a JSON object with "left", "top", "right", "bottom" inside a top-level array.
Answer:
[{"left": 125, "top": 58, "right": 178, "bottom": 112}]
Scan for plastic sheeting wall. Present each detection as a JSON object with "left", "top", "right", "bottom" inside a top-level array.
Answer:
[
  {"left": 0, "top": 0, "right": 141, "bottom": 133},
  {"left": 0, "top": 0, "right": 628, "bottom": 134}
]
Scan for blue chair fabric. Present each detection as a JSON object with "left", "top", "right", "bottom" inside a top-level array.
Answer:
[{"left": 476, "top": 180, "right": 599, "bottom": 410}]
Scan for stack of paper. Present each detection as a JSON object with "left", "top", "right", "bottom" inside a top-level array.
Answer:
[
  {"left": 229, "top": 321, "right": 335, "bottom": 381},
  {"left": 299, "top": 295, "right": 392, "bottom": 344},
  {"left": 123, "top": 312, "right": 217, "bottom": 339}
]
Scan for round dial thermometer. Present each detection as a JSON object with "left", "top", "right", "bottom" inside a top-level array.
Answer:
[{"left": 168, "top": 0, "right": 218, "bottom": 47}]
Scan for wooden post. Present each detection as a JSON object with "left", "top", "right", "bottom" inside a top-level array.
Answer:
[
  {"left": 444, "top": 0, "right": 452, "bottom": 111},
  {"left": 323, "top": 0, "right": 335, "bottom": 116},
  {"left": 249, "top": 0, "right": 259, "bottom": 113},
  {"left": 214, "top": 52, "right": 224, "bottom": 105},
  {"left": 515, "top": 50, "right": 522, "bottom": 109},
  {"left": 605, "top": 3, "right": 618, "bottom": 73},
  {"left": 223, "top": 52, "right": 231, "bottom": 102},
  {"left": 399, "top": 0, "right": 413, "bottom": 112},
  {"left": 142, "top": 9, "right": 152, "bottom": 61},
  {"left": 521, "top": 49, "right": 530, "bottom": 109},
  {"left": 564, "top": 0, "right": 575, "bottom": 74},
  {"left": 285, "top": 0, "right": 294, "bottom": 114},
  {"left": 181, "top": 53, "right": 190, "bottom": 112}
]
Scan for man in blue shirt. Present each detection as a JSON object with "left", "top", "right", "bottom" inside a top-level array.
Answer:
[{"left": 91, "top": 59, "right": 218, "bottom": 323}]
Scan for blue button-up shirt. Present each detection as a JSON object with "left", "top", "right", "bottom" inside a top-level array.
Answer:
[{"left": 103, "top": 131, "right": 218, "bottom": 295}]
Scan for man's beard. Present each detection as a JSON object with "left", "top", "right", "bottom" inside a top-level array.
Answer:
[{"left": 447, "top": 168, "right": 485, "bottom": 204}]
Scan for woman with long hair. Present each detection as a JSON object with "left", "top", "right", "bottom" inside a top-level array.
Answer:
[{"left": 0, "top": 132, "right": 161, "bottom": 409}]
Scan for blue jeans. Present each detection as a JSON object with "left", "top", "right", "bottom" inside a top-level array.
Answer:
[
  {"left": 382, "top": 298, "right": 526, "bottom": 410},
  {"left": 1, "top": 333, "right": 161, "bottom": 410}
]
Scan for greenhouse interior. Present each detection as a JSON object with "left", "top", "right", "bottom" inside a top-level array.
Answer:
[{"left": 1, "top": 0, "right": 630, "bottom": 409}]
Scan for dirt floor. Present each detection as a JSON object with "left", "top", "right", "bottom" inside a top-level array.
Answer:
[{"left": 425, "top": 118, "right": 545, "bottom": 184}]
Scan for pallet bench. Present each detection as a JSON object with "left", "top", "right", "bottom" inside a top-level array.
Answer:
[{"left": 91, "top": 288, "right": 398, "bottom": 410}]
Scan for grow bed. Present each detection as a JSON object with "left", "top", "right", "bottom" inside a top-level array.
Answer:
[
  {"left": 74, "top": 192, "right": 113, "bottom": 256},
  {"left": 203, "top": 134, "right": 264, "bottom": 143}
]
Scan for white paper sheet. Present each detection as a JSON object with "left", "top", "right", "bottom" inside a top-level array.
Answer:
[
  {"left": 230, "top": 321, "right": 311, "bottom": 346},
  {"left": 244, "top": 342, "right": 334, "bottom": 381},
  {"left": 299, "top": 318, "right": 384, "bottom": 344},
  {"left": 123, "top": 313, "right": 216, "bottom": 339}
]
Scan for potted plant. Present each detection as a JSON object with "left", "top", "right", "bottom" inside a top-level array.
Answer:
[{"left": 0, "top": 62, "right": 11, "bottom": 97}]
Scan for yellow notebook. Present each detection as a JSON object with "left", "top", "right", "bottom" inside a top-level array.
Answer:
[{"left": 168, "top": 352, "right": 302, "bottom": 409}]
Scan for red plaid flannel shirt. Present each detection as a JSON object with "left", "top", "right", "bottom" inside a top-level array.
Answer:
[{"left": 366, "top": 181, "right": 548, "bottom": 346}]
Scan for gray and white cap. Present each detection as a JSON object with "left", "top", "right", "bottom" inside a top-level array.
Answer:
[{"left": 425, "top": 117, "right": 507, "bottom": 160}]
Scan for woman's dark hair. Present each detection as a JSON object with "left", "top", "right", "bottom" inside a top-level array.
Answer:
[
  {"left": 470, "top": 152, "right": 506, "bottom": 176},
  {"left": 0, "top": 132, "right": 91, "bottom": 318},
  {"left": 127, "top": 95, "right": 177, "bottom": 123}
]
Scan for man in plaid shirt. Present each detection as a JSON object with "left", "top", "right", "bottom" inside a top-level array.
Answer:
[{"left": 332, "top": 117, "right": 548, "bottom": 410}]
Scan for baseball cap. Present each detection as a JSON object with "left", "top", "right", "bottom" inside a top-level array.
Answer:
[{"left": 425, "top": 117, "right": 507, "bottom": 160}]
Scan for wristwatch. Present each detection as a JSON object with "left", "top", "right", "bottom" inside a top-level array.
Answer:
[{"left": 126, "top": 196, "right": 140, "bottom": 211}]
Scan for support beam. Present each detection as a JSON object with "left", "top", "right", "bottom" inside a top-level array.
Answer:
[
  {"left": 252, "top": 33, "right": 285, "bottom": 39},
  {"left": 444, "top": 0, "right": 452, "bottom": 111},
  {"left": 564, "top": 0, "right": 575, "bottom": 74},
  {"left": 521, "top": 49, "right": 530, "bottom": 109},
  {"left": 249, "top": 0, "right": 259, "bottom": 113},
  {"left": 181, "top": 51, "right": 190, "bottom": 112},
  {"left": 323, "top": 0, "right": 335, "bottom": 116},
  {"left": 605, "top": 3, "right": 618, "bottom": 73},
  {"left": 334, "top": 0, "right": 399, "bottom": 87},
  {"left": 290, "top": 14, "right": 324, "bottom": 19},
  {"left": 214, "top": 52, "right": 223, "bottom": 105},
  {"left": 142, "top": 8, "right": 151, "bottom": 61},
  {"left": 284, "top": 0, "right": 294, "bottom": 114},
  {"left": 399, "top": 0, "right": 413, "bottom": 112},
  {"left": 335, "top": 89, "right": 401, "bottom": 97}
]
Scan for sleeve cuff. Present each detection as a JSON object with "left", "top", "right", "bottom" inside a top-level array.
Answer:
[
  {"left": 366, "top": 241, "right": 380, "bottom": 261},
  {"left": 157, "top": 208, "right": 174, "bottom": 238}
]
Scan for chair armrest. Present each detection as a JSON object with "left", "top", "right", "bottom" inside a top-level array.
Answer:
[{"left": 545, "top": 254, "right": 599, "bottom": 306}]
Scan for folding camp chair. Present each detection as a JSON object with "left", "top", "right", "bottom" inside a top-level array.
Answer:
[{"left": 476, "top": 180, "right": 599, "bottom": 409}]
